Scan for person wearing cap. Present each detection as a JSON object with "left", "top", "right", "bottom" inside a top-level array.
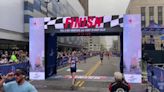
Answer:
[
  {"left": 0, "top": 68, "right": 38, "bottom": 92},
  {"left": 109, "top": 72, "right": 131, "bottom": 92}
]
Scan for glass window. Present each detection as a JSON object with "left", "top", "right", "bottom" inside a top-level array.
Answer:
[
  {"left": 34, "top": 0, "right": 41, "bottom": 11},
  {"left": 149, "top": 7, "right": 154, "bottom": 16},
  {"left": 149, "top": 7, "right": 154, "bottom": 23},
  {"left": 141, "top": 7, "right": 146, "bottom": 27},
  {"left": 141, "top": 7, "right": 146, "bottom": 16},
  {"left": 158, "top": 6, "right": 163, "bottom": 25}
]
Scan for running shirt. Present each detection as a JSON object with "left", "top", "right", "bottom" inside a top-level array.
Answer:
[
  {"left": 70, "top": 56, "right": 78, "bottom": 68},
  {"left": 100, "top": 53, "right": 103, "bottom": 58}
]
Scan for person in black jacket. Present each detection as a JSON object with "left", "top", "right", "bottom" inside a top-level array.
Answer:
[{"left": 109, "top": 72, "right": 131, "bottom": 92}]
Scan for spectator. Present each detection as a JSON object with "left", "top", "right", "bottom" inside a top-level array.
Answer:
[
  {"left": 149, "top": 35, "right": 155, "bottom": 44},
  {"left": 109, "top": 72, "right": 130, "bottom": 92},
  {"left": 148, "top": 35, "right": 155, "bottom": 50},
  {"left": 4, "top": 51, "right": 9, "bottom": 61},
  {"left": 0, "top": 68, "right": 38, "bottom": 92},
  {"left": 0, "top": 55, "right": 8, "bottom": 64},
  {"left": 99, "top": 52, "right": 104, "bottom": 64},
  {"left": 161, "top": 43, "right": 164, "bottom": 50},
  {"left": 9, "top": 52, "right": 18, "bottom": 63}
]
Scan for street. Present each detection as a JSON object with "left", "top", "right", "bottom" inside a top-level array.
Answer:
[{"left": 31, "top": 55, "right": 147, "bottom": 92}]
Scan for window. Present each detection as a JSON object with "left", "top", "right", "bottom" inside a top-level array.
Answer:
[
  {"left": 24, "top": 1, "right": 33, "bottom": 12},
  {"left": 158, "top": 6, "right": 163, "bottom": 25},
  {"left": 24, "top": 15, "right": 33, "bottom": 23},
  {"left": 34, "top": 0, "right": 41, "bottom": 12},
  {"left": 141, "top": 7, "right": 146, "bottom": 16},
  {"left": 141, "top": 7, "right": 146, "bottom": 27},
  {"left": 149, "top": 7, "right": 154, "bottom": 23}
]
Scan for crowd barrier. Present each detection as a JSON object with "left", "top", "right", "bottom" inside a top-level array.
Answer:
[
  {"left": 0, "top": 53, "right": 100, "bottom": 75},
  {"left": 147, "top": 64, "right": 164, "bottom": 92},
  {"left": 57, "top": 53, "right": 99, "bottom": 69},
  {"left": 143, "top": 50, "right": 164, "bottom": 64},
  {"left": 0, "top": 62, "right": 29, "bottom": 75}
]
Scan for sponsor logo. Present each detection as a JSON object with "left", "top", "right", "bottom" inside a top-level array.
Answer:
[
  {"left": 116, "top": 88, "right": 125, "bottom": 92},
  {"left": 128, "top": 75, "right": 137, "bottom": 82},
  {"left": 33, "top": 73, "right": 40, "bottom": 79}
]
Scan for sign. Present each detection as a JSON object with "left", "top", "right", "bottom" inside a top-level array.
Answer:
[
  {"left": 30, "top": 18, "right": 45, "bottom": 80},
  {"left": 64, "top": 17, "right": 103, "bottom": 28},
  {"left": 60, "top": 28, "right": 106, "bottom": 33},
  {"left": 123, "top": 15, "right": 142, "bottom": 83},
  {"left": 44, "top": 16, "right": 123, "bottom": 30}
]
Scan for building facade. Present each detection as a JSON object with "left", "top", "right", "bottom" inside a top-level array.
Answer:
[
  {"left": 0, "top": 0, "right": 86, "bottom": 51},
  {"left": 57, "top": 36, "right": 85, "bottom": 51},
  {"left": 126, "top": 0, "right": 164, "bottom": 27},
  {"left": 25, "top": 0, "right": 86, "bottom": 52},
  {"left": 88, "top": 36, "right": 101, "bottom": 51},
  {"left": 126, "top": 0, "right": 164, "bottom": 50},
  {"left": 79, "top": 0, "right": 88, "bottom": 16}
]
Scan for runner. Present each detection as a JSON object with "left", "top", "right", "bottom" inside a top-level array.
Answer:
[
  {"left": 83, "top": 51, "right": 87, "bottom": 63},
  {"left": 68, "top": 50, "right": 79, "bottom": 89},
  {"left": 106, "top": 51, "right": 110, "bottom": 60},
  {"left": 100, "top": 51, "right": 104, "bottom": 64}
]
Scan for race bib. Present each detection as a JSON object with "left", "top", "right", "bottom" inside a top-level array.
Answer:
[{"left": 71, "top": 60, "right": 75, "bottom": 67}]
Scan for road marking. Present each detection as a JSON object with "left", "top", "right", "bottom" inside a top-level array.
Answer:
[
  {"left": 75, "top": 61, "right": 100, "bottom": 87},
  {"left": 78, "top": 61, "right": 101, "bottom": 87},
  {"left": 66, "top": 69, "right": 84, "bottom": 72}
]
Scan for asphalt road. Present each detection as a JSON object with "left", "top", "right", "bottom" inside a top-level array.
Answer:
[{"left": 31, "top": 55, "right": 149, "bottom": 92}]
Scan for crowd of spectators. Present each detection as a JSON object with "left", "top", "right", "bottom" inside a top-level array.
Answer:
[
  {"left": 0, "top": 50, "right": 29, "bottom": 65},
  {"left": 57, "top": 50, "right": 99, "bottom": 67}
]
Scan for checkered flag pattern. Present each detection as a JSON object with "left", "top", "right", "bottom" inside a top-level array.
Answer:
[
  {"left": 103, "top": 15, "right": 123, "bottom": 28},
  {"left": 44, "top": 17, "right": 64, "bottom": 30},
  {"left": 44, "top": 15, "right": 123, "bottom": 30}
]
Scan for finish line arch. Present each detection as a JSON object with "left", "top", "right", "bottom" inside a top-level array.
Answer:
[{"left": 29, "top": 15, "right": 142, "bottom": 83}]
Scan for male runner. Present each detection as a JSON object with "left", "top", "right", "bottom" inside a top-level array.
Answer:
[{"left": 68, "top": 50, "right": 79, "bottom": 89}]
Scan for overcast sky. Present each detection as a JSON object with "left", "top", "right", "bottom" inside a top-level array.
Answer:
[
  {"left": 89, "top": 0, "right": 130, "bottom": 49},
  {"left": 89, "top": 0, "right": 130, "bottom": 16}
]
